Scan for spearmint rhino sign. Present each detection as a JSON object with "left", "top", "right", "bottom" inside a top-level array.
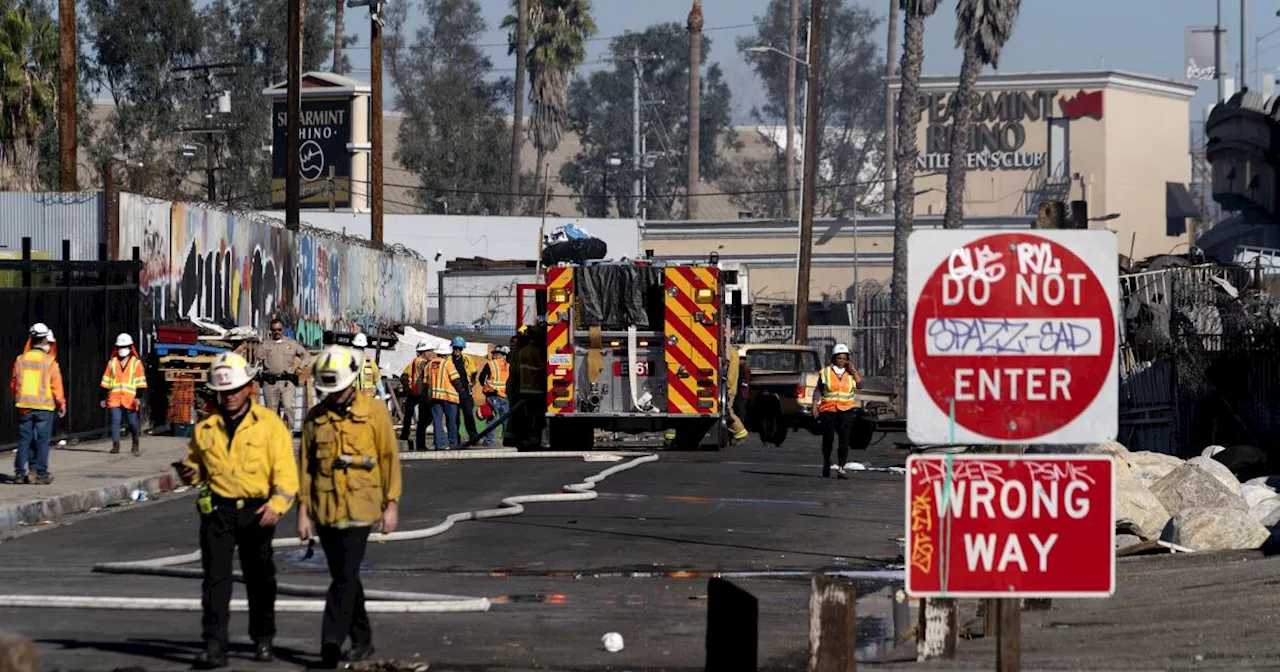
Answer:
[
  {"left": 916, "top": 90, "right": 1058, "bottom": 171},
  {"left": 271, "top": 97, "right": 353, "bottom": 208}
]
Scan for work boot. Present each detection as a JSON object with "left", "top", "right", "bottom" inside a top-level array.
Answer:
[
  {"left": 19, "top": 473, "right": 33, "bottom": 484},
  {"left": 342, "top": 642, "right": 376, "bottom": 662},
  {"left": 252, "top": 638, "right": 275, "bottom": 662},
  {"left": 193, "top": 642, "right": 228, "bottom": 669},
  {"left": 33, "top": 473, "right": 53, "bottom": 485},
  {"left": 836, "top": 468, "right": 849, "bottom": 480},
  {"left": 110, "top": 441, "right": 120, "bottom": 454},
  {"left": 131, "top": 437, "right": 141, "bottom": 456}
]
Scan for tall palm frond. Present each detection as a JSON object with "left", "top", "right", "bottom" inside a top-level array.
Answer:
[
  {"left": 0, "top": 7, "right": 58, "bottom": 190},
  {"left": 504, "top": 0, "right": 595, "bottom": 161}
]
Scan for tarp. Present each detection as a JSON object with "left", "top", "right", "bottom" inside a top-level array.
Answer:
[{"left": 575, "top": 264, "right": 665, "bottom": 330}]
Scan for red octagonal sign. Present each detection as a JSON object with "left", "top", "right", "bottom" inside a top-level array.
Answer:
[{"left": 907, "top": 230, "right": 1119, "bottom": 444}]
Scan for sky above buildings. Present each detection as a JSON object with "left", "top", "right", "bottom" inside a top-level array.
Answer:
[{"left": 340, "top": 0, "right": 1280, "bottom": 126}]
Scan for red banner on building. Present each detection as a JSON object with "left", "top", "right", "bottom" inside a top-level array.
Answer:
[{"left": 905, "top": 454, "right": 1115, "bottom": 598}]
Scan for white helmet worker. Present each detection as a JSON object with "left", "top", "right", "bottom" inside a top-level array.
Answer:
[
  {"left": 415, "top": 341, "right": 431, "bottom": 353},
  {"left": 435, "top": 343, "right": 452, "bottom": 356},
  {"left": 115, "top": 333, "right": 134, "bottom": 347},
  {"left": 831, "top": 343, "right": 851, "bottom": 356},
  {"left": 207, "top": 352, "right": 259, "bottom": 392},
  {"left": 312, "top": 346, "right": 361, "bottom": 394},
  {"left": 29, "top": 323, "right": 50, "bottom": 339},
  {"left": 351, "top": 333, "right": 369, "bottom": 348}
]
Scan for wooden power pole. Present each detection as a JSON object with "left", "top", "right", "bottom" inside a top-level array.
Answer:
[
  {"left": 884, "top": 0, "right": 897, "bottom": 215},
  {"left": 333, "top": 0, "right": 345, "bottom": 74},
  {"left": 286, "top": 0, "right": 304, "bottom": 231},
  {"left": 57, "top": 0, "right": 76, "bottom": 191},
  {"left": 785, "top": 0, "right": 799, "bottom": 219},
  {"left": 794, "top": 0, "right": 822, "bottom": 345},
  {"left": 509, "top": 0, "right": 528, "bottom": 215},
  {"left": 686, "top": 0, "right": 703, "bottom": 220},
  {"left": 371, "top": 0, "right": 384, "bottom": 247}
]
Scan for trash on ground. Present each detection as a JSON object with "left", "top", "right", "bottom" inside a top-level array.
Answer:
[{"left": 601, "top": 632, "right": 624, "bottom": 653}]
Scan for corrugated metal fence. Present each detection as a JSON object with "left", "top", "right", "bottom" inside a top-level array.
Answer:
[{"left": 0, "top": 192, "right": 104, "bottom": 260}]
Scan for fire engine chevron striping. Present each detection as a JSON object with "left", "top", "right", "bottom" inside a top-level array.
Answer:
[
  {"left": 0, "top": 450, "right": 658, "bottom": 613},
  {"left": 545, "top": 267, "right": 574, "bottom": 414},
  {"left": 663, "top": 267, "right": 720, "bottom": 415}
]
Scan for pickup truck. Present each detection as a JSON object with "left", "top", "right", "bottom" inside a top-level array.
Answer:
[{"left": 738, "top": 343, "right": 878, "bottom": 448}]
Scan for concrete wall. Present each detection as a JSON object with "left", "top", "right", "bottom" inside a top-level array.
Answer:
[
  {"left": 262, "top": 211, "right": 641, "bottom": 295},
  {"left": 119, "top": 193, "right": 430, "bottom": 347},
  {"left": 438, "top": 270, "right": 538, "bottom": 330}
]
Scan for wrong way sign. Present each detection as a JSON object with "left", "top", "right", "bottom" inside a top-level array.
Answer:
[
  {"left": 907, "top": 230, "right": 1119, "bottom": 444},
  {"left": 905, "top": 454, "right": 1115, "bottom": 598}
]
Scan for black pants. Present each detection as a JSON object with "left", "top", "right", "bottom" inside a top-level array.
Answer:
[
  {"left": 400, "top": 395, "right": 419, "bottom": 441},
  {"left": 458, "top": 394, "right": 478, "bottom": 443},
  {"left": 820, "top": 410, "right": 856, "bottom": 474},
  {"left": 415, "top": 396, "right": 432, "bottom": 451},
  {"left": 318, "top": 526, "right": 373, "bottom": 649},
  {"left": 199, "top": 502, "right": 277, "bottom": 648}
]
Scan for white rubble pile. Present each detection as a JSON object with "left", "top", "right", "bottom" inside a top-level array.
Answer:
[{"left": 1096, "top": 441, "right": 1280, "bottom": 552}]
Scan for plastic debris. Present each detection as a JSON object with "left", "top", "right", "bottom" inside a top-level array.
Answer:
[
  {"left": 844, "top": 462, "right": 869, "bottom": 471},
  {"left": 130, "top": 489, "right": 148, "bottom": 502},
  {"left": 601, "top": 632, "right": 624, "bottom": 653},
  {"left": 56, "top": 440, "right": 67, "bottom": 447}
]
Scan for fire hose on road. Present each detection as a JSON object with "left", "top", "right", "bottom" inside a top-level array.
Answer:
[{"left": 0, "top": 450, "right": 659, "bottom": 613}]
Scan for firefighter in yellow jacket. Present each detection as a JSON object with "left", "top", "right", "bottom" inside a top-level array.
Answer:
[
  {"left": 297, "top": 346, "right": 403, "bottom": 668},
  {"left": 100, "top": 333, "right": 147, "bottom": 455},
  {"left": 174, "top": 352, "right": 298, "bottom": 668},
  {"left": 10, "top": 322, "right": 65, "bottom": 484}
]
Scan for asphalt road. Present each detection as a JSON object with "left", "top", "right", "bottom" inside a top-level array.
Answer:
[{"left": 0, "top": 430, "right": 911, "bottom": 671}]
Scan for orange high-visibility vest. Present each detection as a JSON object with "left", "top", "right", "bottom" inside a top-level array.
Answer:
[
  {"left": 428, "top": 357, "right": 461, "bottom": 403},
  {"left": 101, "top": 354, "right": 148, "bottom": 410},
  {"left": 817, "top": 367, "right": 857, "bottom": 413},
  {"left": 11, "top": 349, "right": 65, "bottom": 412},
  {"left": 405, "top": 355, "right": 431, "bottom": 395},
  {"left": 482, "top": 359, "right": 510, "bottom": 398}
]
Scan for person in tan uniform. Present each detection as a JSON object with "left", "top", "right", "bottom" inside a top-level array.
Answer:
[
  {"left": 256, "top": 319, "right": 308, "bottom": 429},
  {"left": 297, "top": 346, "right": 402, "bottom": 667}
]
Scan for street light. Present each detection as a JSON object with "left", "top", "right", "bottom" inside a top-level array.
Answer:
[{"left": 744, "top": 45, "right": 808, "bottom": 68}]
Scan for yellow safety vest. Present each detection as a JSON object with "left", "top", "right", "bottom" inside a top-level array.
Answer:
[
  {"left": 11, "top": 349, "right": 64, "bottom": 411},
  {"left": 428, "top": 357, "right": 461, "bottom": 403},
  {"left": 818, "top": 367, "right": 857, "bottom": 413},
  {"left": 358, "top": 359, "right": 380, "bottom": 396}
]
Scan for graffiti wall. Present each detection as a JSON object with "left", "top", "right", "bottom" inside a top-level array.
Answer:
[{"left": 119, "top": 193, "right": 429, "bottom": 348}]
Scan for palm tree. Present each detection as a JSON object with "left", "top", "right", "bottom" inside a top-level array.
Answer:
[
  {"left": 0, "top": 7, "right": 57, "bottom": 190},
  {"left": 503, "top": 0, "right": 596, "bottom": 169},
  {"left": 941, "top": 0, "right": 1022, "bottom": 229}
]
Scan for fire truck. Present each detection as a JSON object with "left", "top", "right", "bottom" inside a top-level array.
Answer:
[{"left": 517, "top": 259, "right": 735, "bottom": 450}]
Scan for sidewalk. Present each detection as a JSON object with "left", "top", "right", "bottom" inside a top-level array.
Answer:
[{"left": 0, "top": 435, "right": 189, "bottom": 533}]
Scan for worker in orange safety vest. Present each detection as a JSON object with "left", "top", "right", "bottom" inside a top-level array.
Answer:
[
  {"left": 426, "top": 344, "right": 461, "bottom": 449},
  {"left": 810, "top": 343, "right": 861, "bottom": 480},
  {"left": 101, "top": 332, "right": 148, "bottom": 456},
  {"left": 10, "top": 322, "right": 65, "bottom": 484},
  {"left": 477, "top": 346, "right": 510, "bottom": 446},
  {"left": 400, "top": 341, "right": 433, "bottom": 450}
]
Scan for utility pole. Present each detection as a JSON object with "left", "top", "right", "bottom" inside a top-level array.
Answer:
[
  {"left": 686, "top": 0, "right": 704, "bottom": 220},
  {"left": 1217, "top": 0, "right": 1226, "bottom": 101},
  {"left": 334, "top": 0, "right": 345, "bottom": 74},
  {"left": 286, "top": 0, "right": 305, "bottom": 231},
  {"left": 57, "top": 0, "right": 76, "bottom": 191},
  {"left": 794, "top": 0, "right": 823, "bottom": 345},
  {"left": 175, "top": 63, "right": 237, "bottom": 203},
  {"left": 371, "top": 0, "right": 384, "bottom": 247},
  {"left": 510, "top": 0, "right": 528, "bottom": 215},
  {"left": 785, "top": 0, "right": 799, "bottom": 219},
  {"left": 1242, "top": 0, "right": 1250, "bottom": 90},
  {"left": 633, "top": 48, "right": 643, "bottom": 218},
  {"left": 884, "top": 0, "right": 897, "bottom": 215}
]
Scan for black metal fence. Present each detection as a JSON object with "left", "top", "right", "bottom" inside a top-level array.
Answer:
[{"left": 0, "top": 241, "right": 140, "bottom": 447}]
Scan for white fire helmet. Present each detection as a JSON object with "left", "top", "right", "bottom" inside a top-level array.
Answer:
[
  {"left": 351, "top": 333, "right": 369, "bottom": 348},
  {"left": 29, "top": 323, "right": 50, "bottom": 339},
  {"left": 208, "top": 352, "right": 259, "bottom": 392},
  {"left": 415, "top": 341, "right": 431, "bottom": 353},
  {"left": 312, "top": 346, "right": 361, "bottom": 394},
  {"left": 832, "top": 344, "right": 851, "bottom": 356},
  {"left": 115, "top": 333, "right": 134, "bottom": 347},
  {"left": 435, "top": 343, "right": 452, "bottom": 356}
]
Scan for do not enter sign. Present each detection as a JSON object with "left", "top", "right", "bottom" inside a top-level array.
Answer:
[{"left": 907, "top": 230, "right": 1119, "bottom": 444}]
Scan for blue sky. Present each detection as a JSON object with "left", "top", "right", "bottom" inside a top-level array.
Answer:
[{"left": 341, "top": 0, "right": 1278, "bottom": 125}]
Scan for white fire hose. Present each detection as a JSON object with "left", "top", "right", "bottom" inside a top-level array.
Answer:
[
  {"left": 0, "top": 450, "right": 659, "bottom": 613},
  {"left": 628, "top": 325, "right": 655, "bottom": 412}
]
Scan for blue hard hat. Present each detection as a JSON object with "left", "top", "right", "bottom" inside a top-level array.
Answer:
[{"left": 451, "top": 336, "right": 467, "bottom": 348}]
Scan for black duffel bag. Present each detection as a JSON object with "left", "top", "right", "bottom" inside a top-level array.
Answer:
[{"left": 542, "top": 237, "right": 608, "bottom": 266}]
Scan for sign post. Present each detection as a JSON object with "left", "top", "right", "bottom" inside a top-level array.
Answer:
[{"left": 907, "top": 230, "right": 1119, "bottom": 445}]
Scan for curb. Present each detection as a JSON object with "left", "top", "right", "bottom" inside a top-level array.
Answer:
[{"left": 0, "top": 471, "right": 182, "bottom": 533}]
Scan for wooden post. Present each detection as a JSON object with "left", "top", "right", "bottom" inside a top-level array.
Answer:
[
  {"left": 285, "top": 0, "right": 304, "bottom": 230},
  {"left": 705, "top": 578, "right": 757, "bottom": 671},
  {"left": 370, "top": 0, "right": 384, "bottom": 246},
  {"left": 103, "top": 160, "right": 120, "bottom": 259},
  {"left": 808, "top": 573, "right": 856, "bottom": 672},
  {"left": 57, "top": 0, "right": 77, "bottom": 191},
  {"left": 996, "top": 598, "right": 1021, "bottom": 672}
]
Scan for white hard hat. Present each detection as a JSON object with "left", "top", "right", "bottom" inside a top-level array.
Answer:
[
  {"left": 312, "top": 346, "right": 361, "bottom": 394},
  {"left": 115, "top": 333, "right": 134, "bottom": 347},
  {"left": 352, "top": 333, "right": 369, "bottom": 348},
  {"left": 47, "top": 332, "right": 55, "bottom": 343},
  {"left": 208, "top": 352, "right": 259, "bottom": 392},
  {"left": 415, "top": 341, "right": 431, "bottom": 353},
  {"left": 435, "top": 343, "right": 452, "bottom": 356},
  {"left": 29, "top": 323, "right": 49, "bottom": 338},
  {"left": 832, "top": 344, "right": 851, "bottom": 355}
]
